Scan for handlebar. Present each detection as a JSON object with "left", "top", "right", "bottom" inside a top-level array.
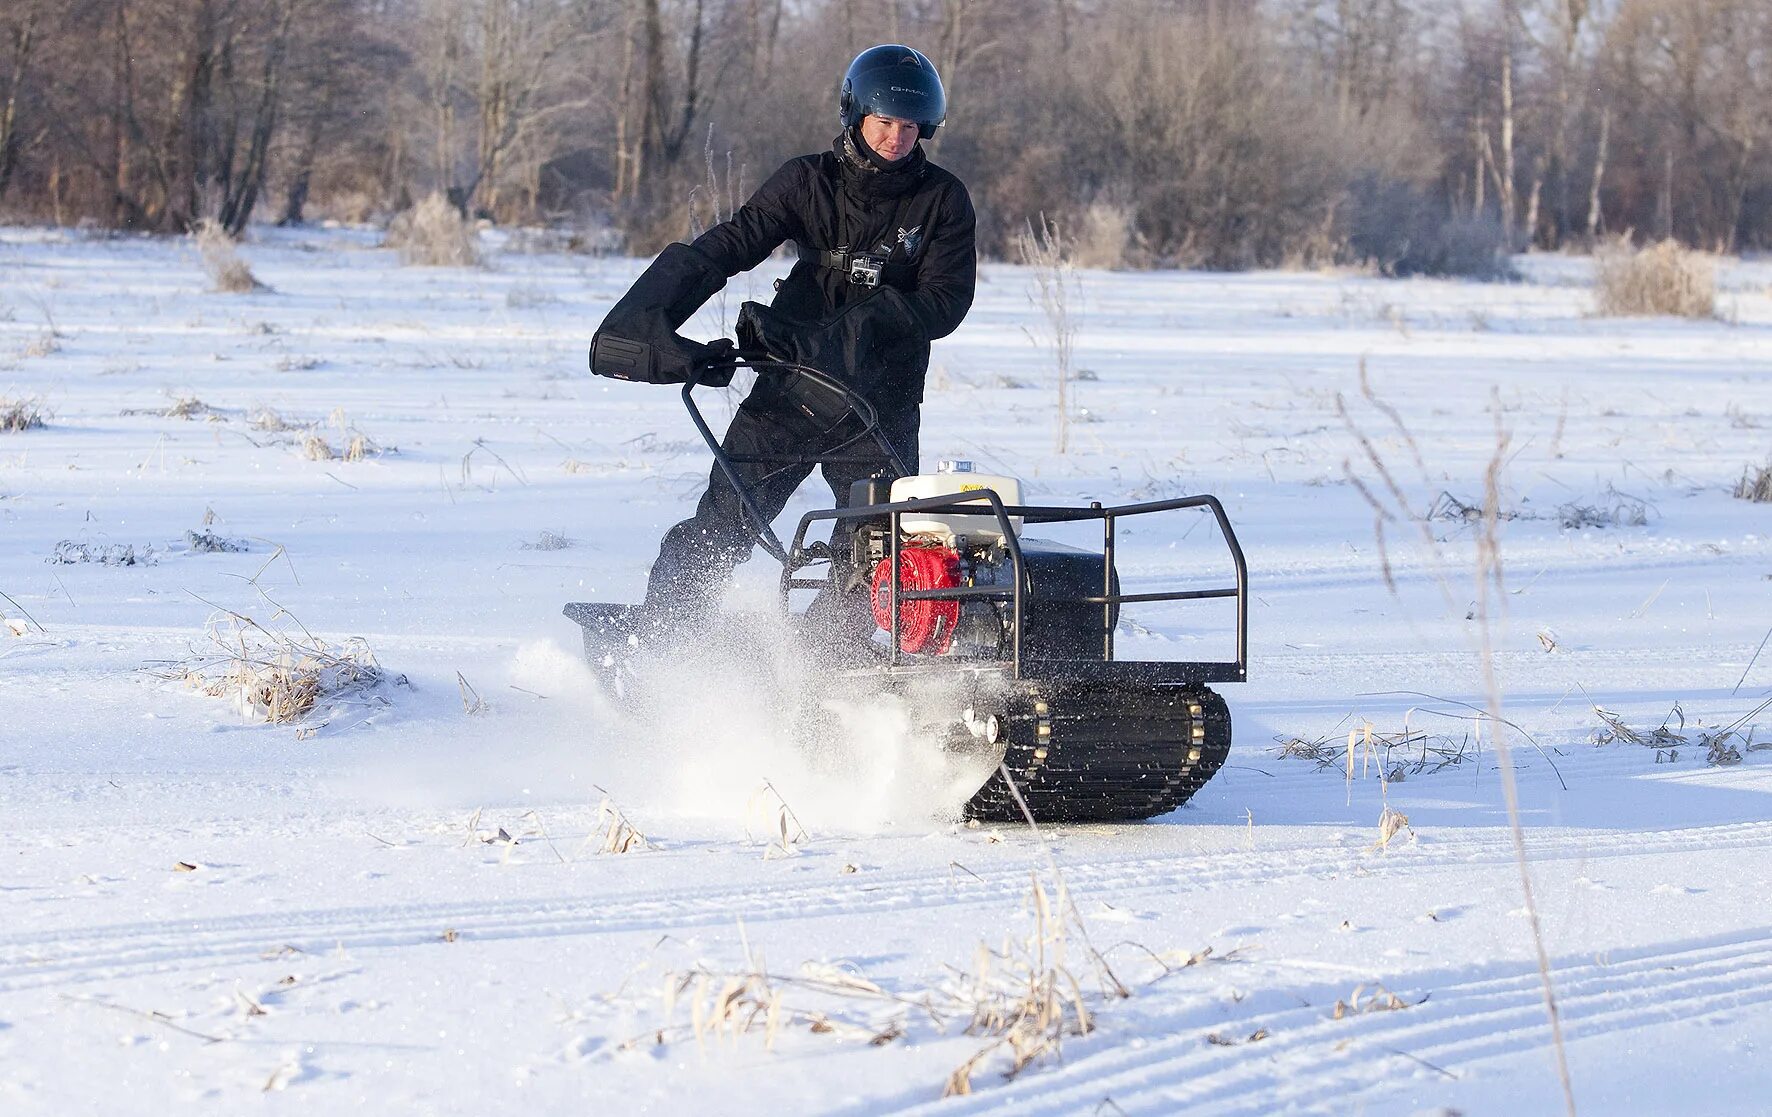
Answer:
[{"left": 678, "top": 353, "right": 909, "bottom": 565}]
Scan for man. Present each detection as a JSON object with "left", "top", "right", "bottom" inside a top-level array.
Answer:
[{"left": 592, "top": 45, "right": 977, "bottom": 634}]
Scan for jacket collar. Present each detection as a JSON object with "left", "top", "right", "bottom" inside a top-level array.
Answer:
[{"left": 835, "top": 128, "right": 927, "bottom": 199}]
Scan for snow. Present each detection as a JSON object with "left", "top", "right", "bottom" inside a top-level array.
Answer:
[{"left": 1, "top": 226, "right": 1769, "bottom": 1114}]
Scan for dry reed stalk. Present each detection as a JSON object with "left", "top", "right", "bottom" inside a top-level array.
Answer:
[
  {"left": 456, "top": 671, "right": 486, "bottom": 714},
  {"left": 1331, "top": 982, "right": 1425, "bottom": 1019},
  {"left": 1472, "top": 395, "right": 1576, "bottom": 1114},
  {"left": 627, "top": 766, "right": 1185, "bottom": 1097},
  {"left": 636, "top": 868, "right": 1107, "bottom": 1092},
  {"left": 1375, "top": 805, "right": 1413, "bottom": 848},
  {"left": 746, "top": 780, "right": 809, "bottom": 857},
  {"left": 1016, "top": 215, "right": 1078, "bottom": 454},
  {"left": 1735, "top": 460, "right": 1772, "bottom": 503},
  {"left": 589, "top": 789, "right": 650, "bottom": 854},
  {"left": 1593, "top": 238, "right": 1715, "bottom": 318},
  {"left": 1341, "top": 376, "right": 1575, "bottom": 1114}
]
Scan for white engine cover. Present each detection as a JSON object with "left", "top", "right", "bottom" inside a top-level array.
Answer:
[{"left": 890, "top": 464, "right": 1023, "bottom": 543}]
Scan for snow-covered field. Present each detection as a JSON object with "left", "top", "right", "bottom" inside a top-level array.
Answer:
[{"left": 2, "top": 226, "right": 1769, "bottom": 1114}]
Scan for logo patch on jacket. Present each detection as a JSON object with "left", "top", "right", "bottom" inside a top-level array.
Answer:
[{"left": 896, "top": 224, "right": 924, "bottom": 255}]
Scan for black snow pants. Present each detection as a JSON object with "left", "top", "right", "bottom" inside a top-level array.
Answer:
[{"left": 642, "top": 394, "right": 919, "bottom": 629}]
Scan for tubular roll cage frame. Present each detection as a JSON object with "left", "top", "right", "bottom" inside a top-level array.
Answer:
[{"left": 680, "top": 357, "right": 1248, "bottom": 686}]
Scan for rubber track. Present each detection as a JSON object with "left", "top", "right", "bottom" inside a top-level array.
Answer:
[{"left": 963, "top": 684, "right": 1231, "bottom": 822}]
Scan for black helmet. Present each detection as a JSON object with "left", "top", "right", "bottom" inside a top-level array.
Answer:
[{"left": 838, "top": 45, "right": 947, "bottom": 140}]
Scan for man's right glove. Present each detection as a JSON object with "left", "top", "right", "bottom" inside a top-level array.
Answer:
[{"left": 590, "top": 243, "right": 729, "bottom": 385}]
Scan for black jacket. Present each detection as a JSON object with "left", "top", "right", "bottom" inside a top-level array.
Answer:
[{"left": 693, "top": 130, "right": 976, "bottom": 404}]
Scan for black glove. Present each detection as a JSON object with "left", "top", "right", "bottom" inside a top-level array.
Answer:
[
  {"left": 695, "top": 338, "right": 737, "bottom": 388},
  {"left": 736, "top": 300, "right": 808, "bottom": 362},
  {"left": 590, "top": 243, "right": 727, "bottom": 385},
  {"left": 736, "top": 301, "right": 867, "bottom": 434}
]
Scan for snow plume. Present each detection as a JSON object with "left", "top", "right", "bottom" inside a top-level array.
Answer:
[{"left": 539, "top": 597, "right": 996, "bottom": 833}]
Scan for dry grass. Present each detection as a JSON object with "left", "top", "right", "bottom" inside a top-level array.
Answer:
[
  {"left": 119, "top": 397, "right": 214, "bottom": 420},
  {"left": 1070, "top": 201, "right": 1140, "bottom": 270},
  {"left": 630, "top": 869, "right": 1120, "bottom": 1092},
  {"left": 51, "top": 540, "right": 153, "bottom": 566},
  {"left": 1590, "top": 699, "right": 1769, "bottom": 766},
  {"left": 194, "top": 220, "right": 267, "bottom": 293},
  {"left": 592, "top": 793, "right": 650, "bottom": 854},
  {"left": 643, "top": 959, "right": 915, "bottom": 1055},
  {"left": 1557, "top": 494, "right": 1648, "bottom": 529},
  {"left": 520, "top": 531, "right": 574, "bottom": 551},
  {"left": 1735, "top": 460, "right": 1772, "bottom": 503},
  {"left": 1427, "top": 490, "right": 1522, "bottom": 524},
  {"left": 745, "top": 780, "right": 809, "bottom": 858},
  {"left": 342, "top": 432, "right": 380, "bottom": 462},
  {"left": 619, "top": 767, "right": 1167, "bottom": 1099},
  {"left": 160, "top": 600, "right": 395, "bottom": 732},
  {"left": 1015, "top": 215, "right": 1079, "bottom": 454},
  {"left": 185, "top": 529, "right": 248, "bottom": 554},
  {"left": 941, "top": 872, "right": 1106, "bottom": 1096},
  {"left": 1593, "top": 238, "right": 1716, "bottom": 318},
  {"left": 301, "top": 411, "right": 383, "bottom": 463},
  {"left": 1427, "top": 487, "right": 1646, "bottom": 530},
  {"left": 0, "top": 397, "right": 47, "bottom": 431},
  {"left": 1332, "top": 982, "right": 1426, "bottom": 1020},
  {"left": 256, "top": 407, "right": 384, "bottom": 462},
  {"left": 386, "top": 193, "right": 481, "bottom": 267},
  {"left": 248, "top": 407, "right": 298, "bottom": 433},
  {"left": 1275, "top": 720, "right": 1476, "bottom": 783},
  {"left": 163, "top": 396, "right": 213, "bottom": 420}
]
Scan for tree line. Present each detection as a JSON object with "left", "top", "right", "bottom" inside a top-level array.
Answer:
[{"left": 1, "top": 0, "right": 1767, "bottom": 270}]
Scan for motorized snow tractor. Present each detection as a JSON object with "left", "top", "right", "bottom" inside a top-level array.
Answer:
[{"left": 565, "top": 355, "right": 1246, "bottom": 822}]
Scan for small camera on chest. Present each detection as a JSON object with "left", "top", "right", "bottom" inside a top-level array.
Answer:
[{"left": 847, "top": 253, "right": 885, "bottom": 287}]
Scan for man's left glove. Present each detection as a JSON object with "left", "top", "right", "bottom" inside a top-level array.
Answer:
[
  {"left": 735, "top": 300, "right": 803, "bottom": 363},
  {"left": 736, "top": 300, "right": 871, "bottom": 434}
]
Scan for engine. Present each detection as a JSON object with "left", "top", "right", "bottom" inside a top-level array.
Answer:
[{"left": 851, "top": 461, "right": 1116, "bottom": 661}]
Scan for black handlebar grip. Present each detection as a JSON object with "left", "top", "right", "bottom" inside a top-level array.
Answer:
[{"left": 589, "top": 331, "right": 654, "bottom": 382}]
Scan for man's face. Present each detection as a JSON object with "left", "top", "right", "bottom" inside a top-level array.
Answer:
[{"left": 860, "top": 114, "right": 919, "bottom": 163}]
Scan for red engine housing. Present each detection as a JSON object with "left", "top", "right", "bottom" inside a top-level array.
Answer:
[{"left": 870, "top": 545, "right": 962, "bottom": 654}]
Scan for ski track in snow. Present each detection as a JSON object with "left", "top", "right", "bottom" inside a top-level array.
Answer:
[
  {"left": 4, "top": 819, "right": 1770, "bottom": 994},
  {"left": 894, "top": 928, "right": 1772, "bottom": 1116}
]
